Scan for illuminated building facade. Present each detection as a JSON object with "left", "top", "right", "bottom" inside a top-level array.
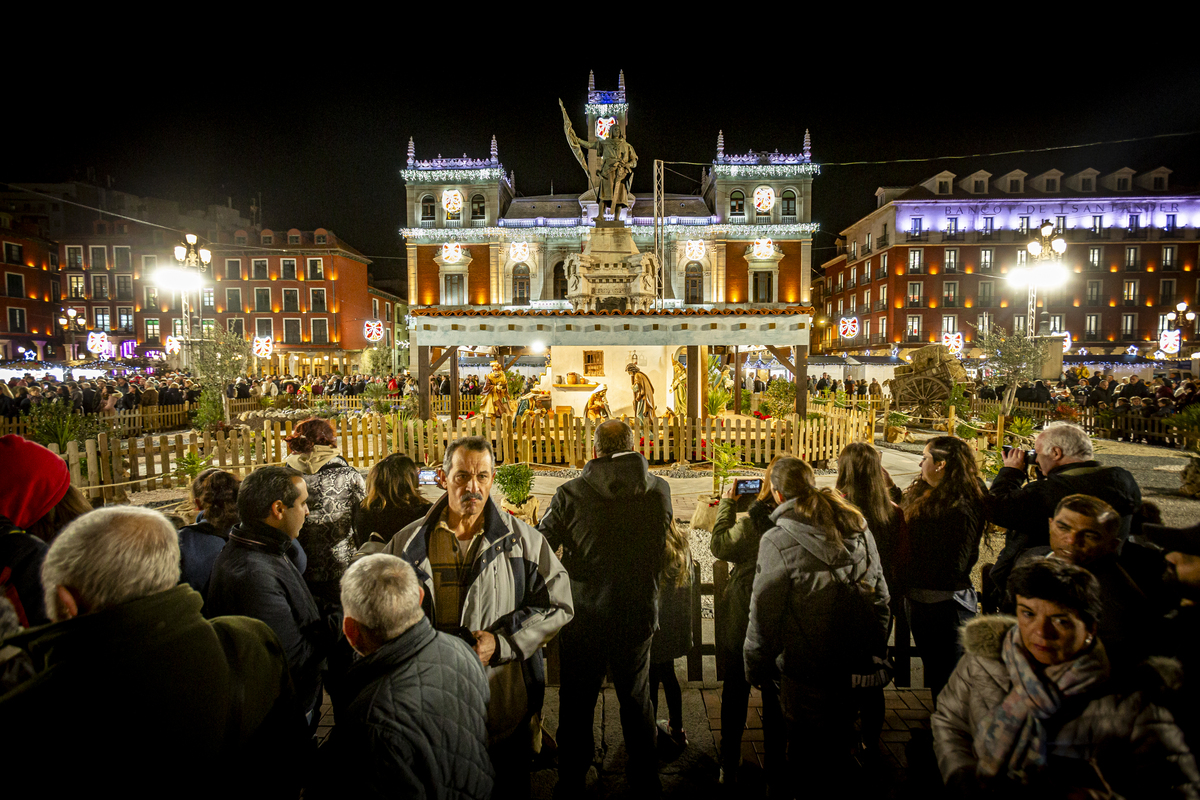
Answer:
[
  {"left": 400, "top": 71, "right": 819, "bottom": 312},
  {"left": 0, "top": 212, "right": 60, "bottom": 361},
  {"left": 817, "top": 166, "right": 1200, "bottom": 358}
]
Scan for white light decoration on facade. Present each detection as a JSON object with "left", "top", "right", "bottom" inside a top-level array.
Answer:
[
  {"left": 441, "top": 189, "right": 463, "bottom": 214},
  {"left": 363, "top": 320, "right": 384, "bottom": 342},
  {"left": 1160, "top": 328, "right": 1182, "bottom": 354},
  {"left": 839, "top": 318, "right": 859, "bottom": 338},
  {"left": 1154, "top": 350, "right": 1167, "bottom": 361},
  {"left": 87, "top": 331, "right": 108, "bottom": 354},
  {"left": 252, "top": 337, "right": 273, "bottom": 358},
  {"left": 595, "top": 116, "right": 617, "bottom": 139},
  {"left": 164, "top": 336, "right": 181, "bottom": 355},
  {"left": 510, "top": 241, "right": 530, "bottom": 262},
  {"left": 684, "top": 240, "right": 705, "bottom": 260},
  {"left": 753, "top": 186, "right": 776, "bottom": 213},
  {"left": 1061, "top": 331, "right": 1071, "bottom": 353},
  {"left": 942, "top": 331, "right": 964, "bottom": 354},
  {"left": 752, "top": 239, "right": 775, "bottom": 259},
  {"left": 1126, "top": 345, "right": 1140, "bottom": 355},
  {"left": 441, "top": 243, "right": 462, "bottom": 263}
]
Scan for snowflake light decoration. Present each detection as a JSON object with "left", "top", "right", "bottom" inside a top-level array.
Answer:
[
  {"left": 164, "top": 336, "right": 181, "bottom": 355},
  {"left": 753, "top": 186, "right": 776, "bottom": 213},
  {"left": 441, "top": 243, "right": 462, "bottom": 263},
  {"left": 595, "top": 116, "right": 617, "bottom": 139},
  {"left": 752, "top": 239, "right": 774, "bottom": 259},
  {"left": 441, "top": 189, "right": 463, "bottom": 215},
  {"left": 941, "top": 331, "right": 964, "bottom": 355},
  {"left": 252, "top": 337, "right": 273, "bottom": 358},
  {"left": 363, "top": 320, "right": 384, "bottom": 342},
  {"left": 839, "top": 317, "right": 859, "bottom": 338},
  {"left": 684, "top": 240, "right": 705, "bottom": 260},
  {"left": 1159, "top": 328, "right": 1181, "bottom": 355},
  {"left": 87, "top": 331, "right": 108, "bottom": 354},
  {"left": 509, "top": 241, "right": 529, "bottom": 262},
  {"left": 1154, "top": 350, "right": 1167, "bottom": 361}
]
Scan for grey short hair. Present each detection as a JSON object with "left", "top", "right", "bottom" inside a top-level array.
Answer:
[
  {"left": 1040, "top": 421, "right": 1093, "bottom": 460},
  {"left": 442, "top": 435, "right": 494, "bottom": 474},
  {"left": 42, "top": 507, "right": 181, "bottom": 621},
  {"left": 594, "top": 420, "right": 634, "bottom": 456},
  {"left": 340, "top": 554, "right": 424, "bottom": 641}
]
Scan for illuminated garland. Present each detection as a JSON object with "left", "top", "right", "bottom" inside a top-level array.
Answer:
[
  {"left": 400, "top": 167, "right": 506, "bottom": 184},
  {"left": 712, "top": 164, "right": 821, "bottom": 178},
  {"left": 399, "top": 222, "right": 819, "bottom": 241},
  {"left": 585, "top": 102, "right": 629, "bottom": 115}
]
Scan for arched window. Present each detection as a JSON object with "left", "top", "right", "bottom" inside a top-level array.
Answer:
[
  {"left": 420, "top": 195, "right": 435, "bottom": 220},
  {"left": 782, "top": 190, "right": 796, "bottom": 217},
  {"left": 471, "top": 194, "right": 486, "bottom": 220},
  {"left": 730, "top": 191, "right": 745, "bottom": 216},
  {"left": 512, "top": 264, "right": 530, "bottom": 305},
  {"left": 553, "top": 262, "right": 567, "bottom": 299},
  {"left": 685, "top": 262, "right": 703, "bottom": 304}
]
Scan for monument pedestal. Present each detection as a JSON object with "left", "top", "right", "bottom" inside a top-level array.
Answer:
[{"left": 566, "top": 219, "right": 659, "bottom": 313}]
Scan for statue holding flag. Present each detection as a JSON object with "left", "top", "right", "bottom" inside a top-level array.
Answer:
[{"left": 558, "top": 99, "right": 638, "bottom": 218}]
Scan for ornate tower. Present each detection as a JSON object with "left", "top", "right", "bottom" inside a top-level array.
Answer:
[{"left": 584, "top": 69, "right": 629, "bottom": 185}]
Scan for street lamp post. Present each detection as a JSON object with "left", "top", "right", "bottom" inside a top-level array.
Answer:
[
  {"left": 1008, "top": 219, "right": 1068, "bottom": 335},
  {"left": 157, "top": 234, "right": 211, "bottom": 371},
  {"left": 58, "top": 308, "right": 85, "bottom": 362},
  {"left": 1166, "top": 301, "right": 1195, "bottom": 352}
]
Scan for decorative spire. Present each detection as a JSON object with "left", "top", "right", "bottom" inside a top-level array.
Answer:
[
  {"left": 490, "top": 134, "right": 498, "bottom": 164},
  {"left": 803, "top": 129, "right": 812, "bottom": 163},
  {"left": 618, "top": 70, "right": 625, "bottom": 91},
  {"left": 588, "top": 70, "right": 595, "bottom": 91},
  {"left": 716, "top": 130, "right": 724, "bottom": 160},
  {"left": 406, "top": 136, "right": 415, "bottom": 167}
]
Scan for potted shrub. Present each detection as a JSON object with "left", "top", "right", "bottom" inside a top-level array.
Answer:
[
  {"left": 691, "top": 441, "right": 747, "bottom": 532},
  {"left": 495, "top": 463, "right": 538, "bottom": 524}
]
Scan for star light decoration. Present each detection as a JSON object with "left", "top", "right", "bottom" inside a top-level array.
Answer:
[
  {"left": 684, "top": 240, "right": 705, "bottom": 260},
  {"left": 86, "top": 331, "right": 108, "bottom": 354},
  {"left": 23, "top": 349, "right": 36, "bottom": 361},
  {"left": 753, "top": 186, "right": 776, "bottom": 213},
  {"left": 510, "top": 241, "right": 530, "bottom": 262},
  {"left": 1159, "top": 328, "right": 1182, "bottom": 355},
  {"left": 441, "top": 243, "right": 462, "bottom": 263},
  {"left": 1126, "top": 345, "right": 1140, "bottom": 356},
  {"left": 752, "top": 239, "right": 775, "bottom": 259},
  {"left": 595, "top": 116, "right": 617, "bottom": 139},
  {"left": 164, "top": 336, "right": 181, "bottom": 355},
  {"left": 363, "top": 320, "right": 384, "bottom": 342},
  {"left": 441, "top": 189, "right": 463, "bottom": 215},
  {"left": 252, "top": 337, "right": 273, "bottom": 358},
  {"left": 941, "top": 331, "right": 964, "bottom": 355},
  {"left": 839, "top": 317, "right": 859, "bottom": 338}
]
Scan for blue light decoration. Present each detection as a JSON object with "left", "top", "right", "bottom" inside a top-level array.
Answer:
[
  {"left": 1126, "top": 345, "right": 1140, "bottom": 356},
  {"left": 890, "top": 346, "right": 900, "bottom": 358},
  {"left": 23, "top": 350, "right": 36, "bottom": 361}
]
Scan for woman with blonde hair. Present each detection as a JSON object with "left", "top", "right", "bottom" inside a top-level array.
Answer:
[
  {"left": 745, "top": 456, "right": 891, "bottom": 786},
  {"left": 649, "top": 519, "right": 696, "bottom": 755},
  {"left": 351, "top": 453, "right": 431, "bottom": 548},
  {"left": 900, "top": 435, "right": 988, "bottom": 705}
]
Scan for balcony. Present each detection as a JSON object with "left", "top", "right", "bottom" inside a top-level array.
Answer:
[
  {"left": 311, "top": 301, "right": 327, "bottom": 313},
  {"left": 907, "top": 265, "right": 926, "bottom": 275},
  {"left": 1085, "top": 297, "right": 1103, "bottom": 306},
  {"left": 1120, "top": 329, "right": 1140, "bottom": 341},
  {"left": 471, "top": 217, "right": 487, "bottom": 228},
  {"left": 942, "top": 230, "right": 965, "bottom": 242},
  {"left": 729, "top": 214, "right": 747, "bottom": 224},
  {"left": 1085, "top": 331, "right": 1101, "bottom": 341},
  {"left": 847, "top": 277, "right": 857, "bottom": 289},
  {"left": 1122, "top": 295, "right": 1141, "bottom": 306},
  {"left": 256, "top": 305, "right": 272, "bottom": 313},
  {"left": 1161, "top": 294, "right": 1177, "bottom": 309},
  {"left": 862, "top": 242, "right": 873, "bottom": 254},
  {"left": 942, "top": 297, "right": 960, "bottom": 308},
  {"left": 1124, "top": 227, "right": 1147, "bottom": 240},
  {"left": 907, "top": 231, "right": 929, "bottom": 243},
  {"left": 905, "top": 333, "right": 924, "bottom": 343},
  {"left": 145, "top": 336, "right": 161, "bottom": 346},
  {"left": 781, "top": 215, "right": 798, "bottom": 224},
  {"left": 313, "top": 335, "right": 329, "bottom": 345},
  {"left": 875, "top": 268, "right": 887, "bottom": 280},
  {"left": 419, "top": 219, "right": 436, "bottom": 228},
  {"left": 976, "top": 298, "right": 995, "bottom": 308},
  {"left": 856, "top": 304, "right": 870, "bottom": 315},
  {"left": 283, "top": 335, "right": 302, "bottom": 345},
  {"left": 283, "top": 302, "right": 299, "bottom": 313},
  {"left": 1085, "top": 228, "right": 1109, "bottom": 240},
  {"left": 870, "top": 334, "right": 888, "bottom": 344},
  {"left": 1084, "top": 261, "right": 1103, "bottom": 272},
  {"left": 978, "top": 230, "right": 996, "bottom": 241},
  {"left": 1162, "top": 260, "right": 1179, "bottom": 272},
  {"left": 978, "top": 262, "right": 994, "bottom": 273},
  {"left": 1124, "top": 260, "right": 1142, "bottom": 272},
  {"left": 907, "top": 297, "right": 926, "bottom": 308},
  {"left": 444, "top": 218, "right": 462, "bottom": 228},
  {"left": 874, "top": 300, "right": 888, "bottom": 311},
  {"left": 1162, "top": 226, "right": 1182, "bottom": 239},
  {"left": 877, "top": 235, "right": 889, "bottom": 247}
]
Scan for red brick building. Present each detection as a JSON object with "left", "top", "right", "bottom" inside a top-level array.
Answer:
[{"left": 0, "top": 212, "right": 62, "bottom": 361}]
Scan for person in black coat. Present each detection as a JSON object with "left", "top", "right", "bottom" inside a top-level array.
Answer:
[
  {"left": 351, "top": 454, "right": 431, "bottom": 549},
  {"left": 317, "top": 554, "right": 493, "bottom": 800},
  {"left": 206, "top": 466, "right": 338, "bottom": 724}
]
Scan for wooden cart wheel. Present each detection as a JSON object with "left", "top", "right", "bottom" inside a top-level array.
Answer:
[{"left": 896, "top": 375, "right": 951, "bottom": 422}]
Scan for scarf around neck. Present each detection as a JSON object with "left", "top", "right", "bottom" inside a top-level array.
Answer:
[{"left": 974, "top": 624, "right": 1110, "bottom": 782}]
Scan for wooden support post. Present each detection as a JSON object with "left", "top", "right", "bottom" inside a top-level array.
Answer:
[
  {"left": 686, "top": 345, "right": 700, "bottom": 419},
  {"left": 794, "top": 344, "right": 809, "bottom": 417},
  {"left": 449, "top": 346, "right": 460, "bottom": 421},
  {"left": 417, "top": 345, "right": 431, "bottom": 421},
  {"left": 732, "top": 345, "right": 741, "bottom": 416}
]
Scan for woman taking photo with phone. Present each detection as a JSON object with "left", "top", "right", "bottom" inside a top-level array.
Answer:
[
  {"left": 352, "top": 453, "right": 432, "bottom": 548},
  {"left": 901, "top": 435, "right": 988, "bottom": 705}
]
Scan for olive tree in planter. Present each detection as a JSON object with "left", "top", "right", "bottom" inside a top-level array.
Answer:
[{"left": 495, "top": 462, "right": 538, "bottom": 525}]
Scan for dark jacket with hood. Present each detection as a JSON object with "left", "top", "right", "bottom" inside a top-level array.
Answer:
[
  {"left": 206, "top": 519, "right": 334, "bottom": 715},
  {"left": 744, "top": 498, "right": 890, "bottom": 687},
  {"left": 320, "top": 617, "right": 494, "bottom": 800},
  {"left": 710, "top": 496, "right": 775, "bottom": 662},
  {"left": 537, "top": 450, "right": 671, "bottom": 643}
]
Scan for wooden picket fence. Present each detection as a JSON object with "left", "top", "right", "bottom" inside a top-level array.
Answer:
[
  {"left": 0, "top": 403, "right": 194, "bottom": 438},
  {"left": 46, "top": 408, "right": 875, "bottom": 499}
]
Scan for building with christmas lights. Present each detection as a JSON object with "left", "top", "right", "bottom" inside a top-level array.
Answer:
[
  {"left": 399, "top": 70, "right": 820, "bottom": 418},
  {"left": 816, "top": 166, "right": 1200, "bottom": 361}
]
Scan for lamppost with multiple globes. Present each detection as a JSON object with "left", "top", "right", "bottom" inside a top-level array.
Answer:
[
  {"left": 1166, "top": 301, "right": 1195, "bottom": 355},
  {"left": 1007, "top": 219, "right": 1068, "bottom": 336},
  {"left": 58, "top": 307, "right": 86, "bottom": 362},
  {"left": 155, "top": 234, "right": 211, "bottom": 370}
]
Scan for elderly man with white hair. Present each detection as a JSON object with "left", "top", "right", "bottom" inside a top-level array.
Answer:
[
  {"left": 318, "top": 554, "right": 493, "bottom": 799},
  {"left": 0, "top": 506, "right": 305, "bottom": 795},
  {"left": 987, "top": 421, "right": 1141, "bottom": 606}
]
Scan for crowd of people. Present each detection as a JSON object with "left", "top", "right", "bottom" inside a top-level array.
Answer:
[
  {"left": 1, "top": 415, "right": 1200, "bottom": 797},
  {"left": 1, "top": 371, "right": 201, "bottom": 419}
]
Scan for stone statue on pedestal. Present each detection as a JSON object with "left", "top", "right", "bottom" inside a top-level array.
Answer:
[{"left": 559, "top": 98, "right": 637, "bottom": 217}]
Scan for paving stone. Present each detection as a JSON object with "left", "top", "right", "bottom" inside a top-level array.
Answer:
[
  {"left": 881, "top": 730, "right": 911, "bottom": 743},
  {"left": 742, "top": 728, "right": 764, "bottom": 742},
  {"left": 896, "top": 708, "right": 929, "bottom": 720},
  {"left": 886, "top": 741, "right": 909, "bottom": 768}
]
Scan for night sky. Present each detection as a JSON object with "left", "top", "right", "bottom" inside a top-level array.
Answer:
[{"left": 11, "top": 59, "right": 1200, "bottom": 287}]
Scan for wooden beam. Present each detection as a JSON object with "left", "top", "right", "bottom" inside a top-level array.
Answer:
[
  {"left": 502, "top": 353, "right": 521, "bottom": 372},
  {"left": 765, "top": 345, "right": 796, "bottom": 375},
  {"left": 417, "top": 345, "right": 431, "bottom": 421},
  {"left": 428, "top": 346, "right": 456, "bottom": 373},
  {"left": 794, "top": 345, "right": 809, "bottom": 417},
  {"left": 733, "top": 345, "right": 741, "bottom": 415},
  {"left": 449, "top": 346, "right": 460, "bottom": 421},
  {"left": 687, "top": 345, "right": 700, "bottom": 419}
]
